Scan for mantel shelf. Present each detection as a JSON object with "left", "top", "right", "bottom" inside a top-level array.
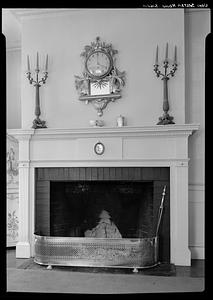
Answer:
[{"left": 7, "top": 124, "right": 199, "bottom": 140}]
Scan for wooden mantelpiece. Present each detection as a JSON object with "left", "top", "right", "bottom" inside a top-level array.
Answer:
[
  {"left": 8, "top": 124, "right": 199, "bottom": 266},
  {"left": 8, "top": 124, "right": 199, "bottom": 166}
]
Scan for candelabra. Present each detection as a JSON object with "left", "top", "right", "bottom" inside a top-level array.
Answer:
[
  {"left": 154, "top": 43, "right": 178, "bottom": 125},
  {"left": 26, "top": 52, "right": 48, "bottom": 129}
]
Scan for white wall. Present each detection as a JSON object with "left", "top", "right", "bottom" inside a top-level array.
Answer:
[
  {"left": 21, "top": 9, "right": 185, "bottom": 128},
  {"left": 185, "top": 9, "right": 209, "bottom": 259},
  {"left": 6, "top": 49, "right": 21, "bottom": 129}
]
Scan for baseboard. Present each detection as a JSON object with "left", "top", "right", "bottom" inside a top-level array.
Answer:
[
  {"left": 189, "top": 246, "right": 205, "bottom": 259},
  {"left": 16, "top": 242, "right": 31, "bottom": 258}
]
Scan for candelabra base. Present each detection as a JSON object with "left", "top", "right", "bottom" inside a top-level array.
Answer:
[
  {"left": 32, "top": 117, "right": 47, "bottom": 129},
  {"left": 157, "top": 113, "right": 175, "bottom": 125}
]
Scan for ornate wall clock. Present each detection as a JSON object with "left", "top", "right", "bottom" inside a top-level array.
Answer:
[{"left": 75, "top": 37, "right": 126, "bottom": 117}]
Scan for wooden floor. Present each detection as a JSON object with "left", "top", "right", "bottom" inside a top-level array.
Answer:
[
  {"left": 6, "top": 248, "right": 205, "bottom": 294},
  {"left": 6, "top": 247, "right": 205, "bottom": 277}
]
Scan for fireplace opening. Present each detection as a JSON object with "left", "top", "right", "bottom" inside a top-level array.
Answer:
[
  {"left": 50, "top": 181, "right": 154, "bottom": 239},
  {"left": 35, "top": 167, "right": 170, "bottom": 262}
]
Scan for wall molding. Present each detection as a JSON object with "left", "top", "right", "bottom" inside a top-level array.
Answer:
[
  {"left": 7, "top": 134, "right": 18, "bottom": 143},
  {"left": 6, "top": 47, "right": 21, "bottom": 52},
  {"left": 189, "top": 183, "right": 205, "bottom": 192}
]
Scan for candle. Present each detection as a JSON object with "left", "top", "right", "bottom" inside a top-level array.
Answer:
[
  {"left": 155, "top": 45, "right": 159, "bottom": 65},
  {"left": 45, "top": 54, "right": 48, "bottom": 71},
  {"left": 174, "top": 45, "right": 177, "bottom": 64},
  {"left": 27, "top": 55, "right": 30, "bottom": 72},
  {"left": 165, "top": 43, "right": 168, "bottom": 62},
  {"left": 36, "top": 52, "right": 39, "bottom": 69}
]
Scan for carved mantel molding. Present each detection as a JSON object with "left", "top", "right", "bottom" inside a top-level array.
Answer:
[{"left": 7, "top": 124, "right": 200, "bottom": 140}]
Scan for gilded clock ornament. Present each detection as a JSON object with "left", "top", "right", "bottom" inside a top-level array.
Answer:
[{"left": 75, "top": 37, "right": 125, "bottom": 116}]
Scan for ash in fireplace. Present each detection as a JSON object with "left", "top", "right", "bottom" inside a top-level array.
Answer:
[{"left": 84, "top": 210, "right": 122, "bottom": 238}]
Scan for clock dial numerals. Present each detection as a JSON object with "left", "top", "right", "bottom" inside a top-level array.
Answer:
[{"left": 86, "top": 51, "right": 111, "bottom": 77}]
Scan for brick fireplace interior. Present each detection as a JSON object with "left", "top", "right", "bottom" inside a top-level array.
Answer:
[{"left": 35, "top": 167, "right": 170, "bottom": 263}]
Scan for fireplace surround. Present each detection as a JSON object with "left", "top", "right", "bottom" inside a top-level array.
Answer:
[{"left": 8, "top": 124, "right": 199, "bottom": 266}]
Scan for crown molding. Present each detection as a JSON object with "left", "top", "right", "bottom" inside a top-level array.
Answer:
[
  {"left": 184, "top": 8, "right": 210, "bottom": 14},
  {"left": 9, "top": 8, "right": 210, "bottom": 22},
  {"left": 9, "top": 8, "right": 140, "bottom": 22},
  {"left": 9, "top": 8, "right": 83, "bottom": 22}
]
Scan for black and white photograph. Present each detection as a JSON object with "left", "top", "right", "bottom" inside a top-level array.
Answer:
[{"left": 2, "top": 6, "right": 208, "bottom": 295}]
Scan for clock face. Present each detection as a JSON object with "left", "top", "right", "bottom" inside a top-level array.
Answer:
[{"left": 86, "top": 51, "right": 111, "bottom": 78}]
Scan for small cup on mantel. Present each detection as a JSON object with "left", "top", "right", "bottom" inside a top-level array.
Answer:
[
  {"left": 89, "top": 120, "right": 97, "bottom": 127},
  {"left": 89, "top": 120, "right": 104, "bottom": 127},
  {"left": 96, "top": 120, "right": 104, "bottom": 127}
]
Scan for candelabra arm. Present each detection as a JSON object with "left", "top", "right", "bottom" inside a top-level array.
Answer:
[
  {"left": 27, "top": 72, "right": 36, "bottom": 84},
  {"left": 167, "top": 64, "right": 178, "bottom": 78},
  {"left": 158, "top": 72, "right": 165, "bottom": 77},
  {"left": 153, "top": 64, "right": 164, "bottom": 77},
  {"left": 39, "top": 72, "right": 48, "bottom": 84}
]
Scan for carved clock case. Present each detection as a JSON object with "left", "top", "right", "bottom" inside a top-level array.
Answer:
[{"left": 75, "top": 37, "right": 125, "bottom": 117}]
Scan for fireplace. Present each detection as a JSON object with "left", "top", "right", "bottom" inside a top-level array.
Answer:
[
  {"left": 8, "top": 124, "right": 199, "bottom": 265},
  {"left": 49, "top": 180, "right": 154, "bottom": 238},
  {"left": 34, "top": 167, "right": 170, "bottom": 265}
]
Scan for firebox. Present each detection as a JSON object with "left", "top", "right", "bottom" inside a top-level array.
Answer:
[
  {"left": 34, "top": 167, "right": 170, "bottom": 267},
  {"left": 49, "top": 181, "right": 154, "bottom": 239}
]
